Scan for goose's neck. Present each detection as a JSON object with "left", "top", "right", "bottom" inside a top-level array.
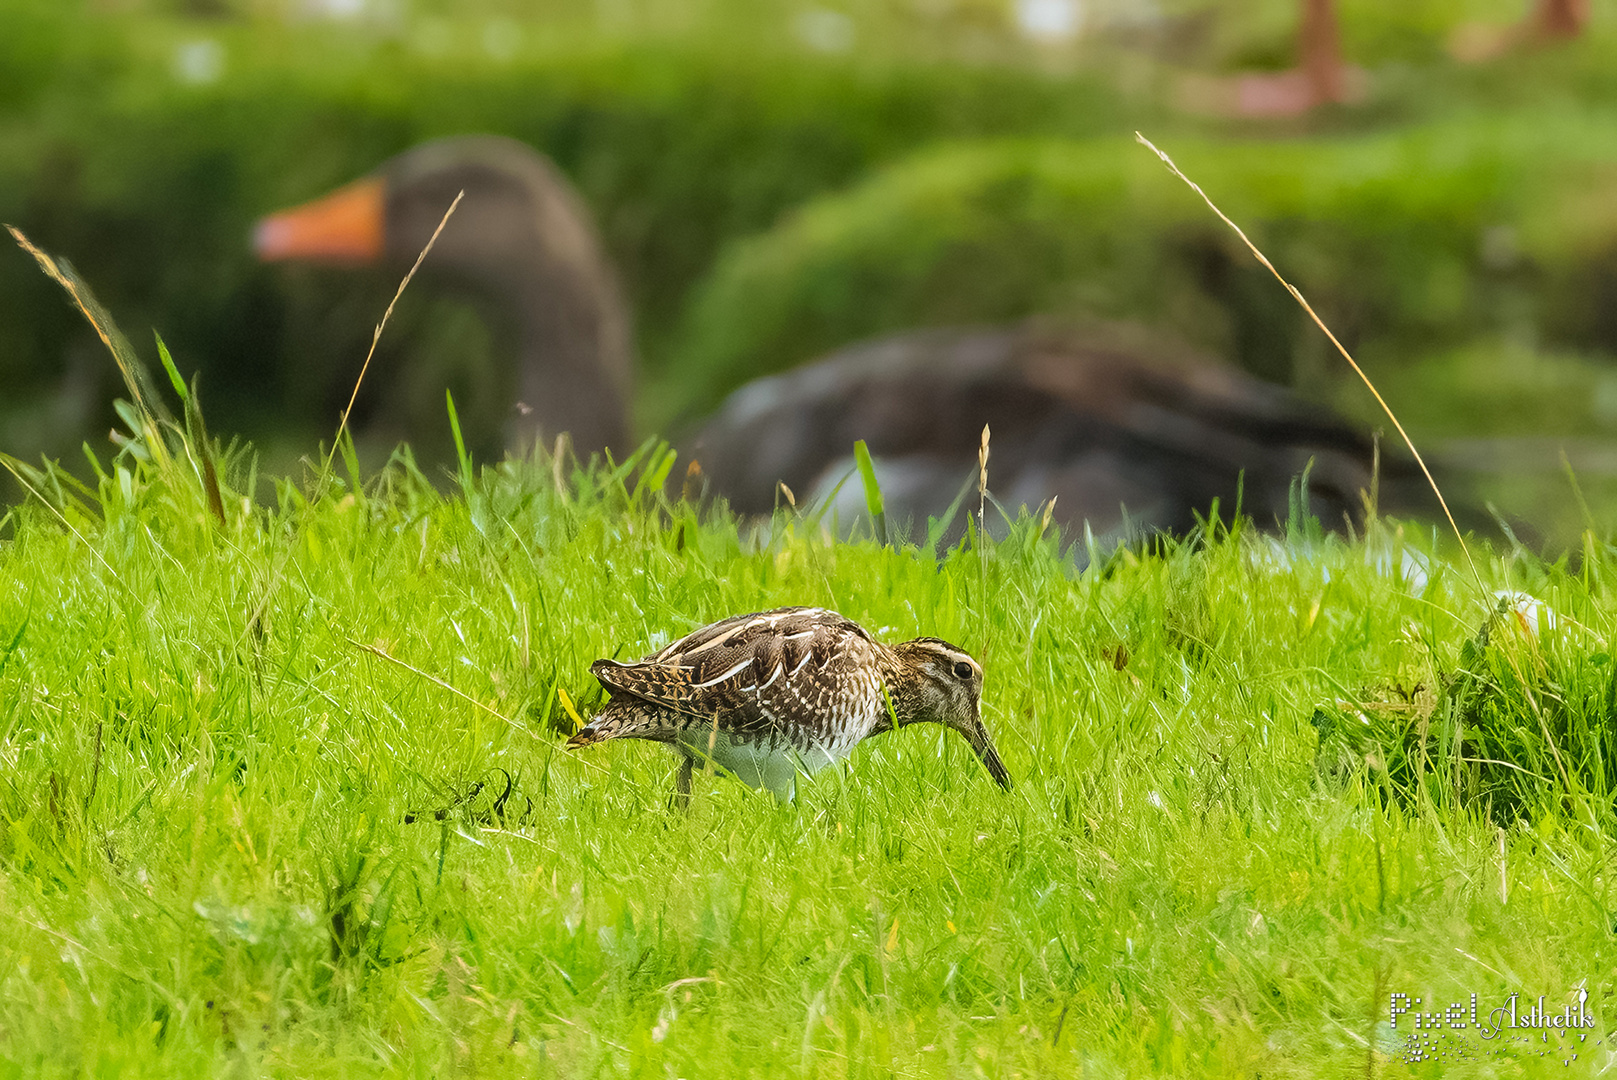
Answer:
[{"left": 484, "top": 254, "right": 631, "bottom": 458}]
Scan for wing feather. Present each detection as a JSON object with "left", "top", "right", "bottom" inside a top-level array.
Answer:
[{"left": 590, "top": 607, "right": 876, "bottom": 742}]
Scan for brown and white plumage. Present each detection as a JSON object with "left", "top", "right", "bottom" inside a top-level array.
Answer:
[{"left": 568, "top": 607, "right": 1012, "bottom": 802}]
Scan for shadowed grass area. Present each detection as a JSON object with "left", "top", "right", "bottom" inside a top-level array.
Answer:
[{"left": 0, "top": 362, "right": 1613, "bottom": 1073}]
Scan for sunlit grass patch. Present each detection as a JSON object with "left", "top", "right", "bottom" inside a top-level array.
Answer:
[
  {"left": 0, "top": 228, "right": 1610, "bottom": 1074},
  {"left": 1, "top": 367, "right": 1612, "bottom": 1073}
]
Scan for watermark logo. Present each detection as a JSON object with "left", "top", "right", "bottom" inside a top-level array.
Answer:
[{"left": 1390, "top": 989, "right": 1601, "bottom": 1066}]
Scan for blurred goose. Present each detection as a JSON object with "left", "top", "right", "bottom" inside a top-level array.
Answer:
[
  {"left": 256, "top": 135, "right": 631, "bottom": 457},
  {"left": 690, "top": 322, "right": 1453, "bottom": 548},
  {"left": 256, "top": 136, "right": 1459, "bottom": 548}
]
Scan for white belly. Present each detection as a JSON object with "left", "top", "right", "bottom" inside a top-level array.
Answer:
[{"left": 675, "top": 727, "right": 857, "bottom": 802}]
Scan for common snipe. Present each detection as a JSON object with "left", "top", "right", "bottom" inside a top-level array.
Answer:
[{"left": 567, "top": 606, "right": 1012, "bottom": 803}]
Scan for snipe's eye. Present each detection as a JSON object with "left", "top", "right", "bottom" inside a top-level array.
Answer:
[{"left": 952, "top": 661, "right": 974, "bottom": 680}]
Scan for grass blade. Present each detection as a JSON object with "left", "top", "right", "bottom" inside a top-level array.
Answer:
[
  {"left": 1135, "top": 132, "right": 1480, "bottom": 590},
  {"left": 184, "top": 374, "right": 227, "bottom": 525},
  {"left": 853, "top": 439, "right": 887, "bottom": 546},
  {"left": 8, "top": 228, "right": 171, "bottom": 427},
  {"left": 446, "top": 388, "right": 472, "bottom": 490},
  {"left": 320, "top": 190, "right": 463, "bottom": 494},
  {"left": 154, "top": 333, "right": 189, "bottom": 404},
  {"left": 0, "top": 612, "right": 26, "bottom": 679}
]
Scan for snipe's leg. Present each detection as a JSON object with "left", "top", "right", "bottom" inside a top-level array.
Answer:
[{"left": 671, "top": 756, "right": 693, "bottom": 812}]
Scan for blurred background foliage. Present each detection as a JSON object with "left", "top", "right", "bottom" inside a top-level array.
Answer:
[{"left": 5, "top": 0, "right": 1617, "bottom": 533}]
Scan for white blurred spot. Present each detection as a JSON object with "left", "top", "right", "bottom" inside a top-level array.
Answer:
[
  {"left": 1480, "top": 225, "right": 1519, "bottom": 271},
  {"left": 1593, "top": 374, "right": 1617, "bottom": 427},
  {"left": 1494, "top": 590, "right": 1553, "bottom": 638},
  {"left": 1015, "top": 0, "right": 1084, "bottom": 43},
  {"left": 483, "top": 19, "right": 520, "bottom": 60},
  {"left": 1146, "top": 789, "right": 1164, "bottom": 810},
  {"left": 173, "top": 39, "right": 224, "bottom": 85},
  {"left": 414, "top": 18, "right": 452, "bottom": 56},
  {"left": 305, "top": 0, "right": 366, "bottom": 18},
  {"left": 564, "top": 881, "right": 584, "bottom": 933},
  {"left": 794, "top": 7, "right": 856, "bottom": 53},
  {"left": 1246, "top": 535, "right": 1294, "bottom": 575},
  {"left": 1397, "top": 549, "right": 1430, "bottom": 591},
  {"left": 1364, "top": 544, "right": 1430, "bottom": 592}
]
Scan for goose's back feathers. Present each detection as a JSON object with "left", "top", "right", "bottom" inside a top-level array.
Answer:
[{"left": 689, "top": 323, "right": 1431, "bottom": 545}]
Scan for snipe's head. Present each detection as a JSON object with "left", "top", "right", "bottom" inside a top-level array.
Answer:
[{"left": 889, "top": 638, "right": 1012, "bottom": 789}]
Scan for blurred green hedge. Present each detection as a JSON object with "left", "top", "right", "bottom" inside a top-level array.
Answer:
[
  {"left": 661, "top": 113, "right": 1617, "bottom": 427},
  {"left": 0, "top": 1, "right": 1129, "bottom": 459},
  {"left": 8, "top": 1, "right": 1617, "bottom": 466}
]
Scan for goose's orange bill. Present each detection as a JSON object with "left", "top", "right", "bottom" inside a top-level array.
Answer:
[{"left": 253, "top": 176, "right": 385, "bottom": 264}]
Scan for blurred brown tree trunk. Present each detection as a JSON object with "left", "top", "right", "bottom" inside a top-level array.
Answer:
[
  {"left": 1176, "top": 0, "right": 1366, "bottom": 118},
  {"left": 1299, "top": 0, "right": 1345, "bottom": 105},
  {"left": 1532, "top": 0, "right": 1588, "bottom": 40},
  {"left": 1451, "top": 0, "right": 1588, "bottom": 60}
]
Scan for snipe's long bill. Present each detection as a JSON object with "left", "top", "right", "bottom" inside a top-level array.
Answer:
[{"left": 567, "top": 606, "right": 1012, "bottom": 803}]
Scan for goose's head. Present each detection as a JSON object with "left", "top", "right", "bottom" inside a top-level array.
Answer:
[{"left": 254, "top": 135, "right": 631, "bottom": 456}]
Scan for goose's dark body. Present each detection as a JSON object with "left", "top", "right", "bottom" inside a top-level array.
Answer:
[{"left": 689, "top": 324, "right": 1443, "bottom": 549}]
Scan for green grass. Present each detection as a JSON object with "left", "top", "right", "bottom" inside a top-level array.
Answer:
[{"left": 0, "top": 336, "right": 1613, "bottom": 1075}]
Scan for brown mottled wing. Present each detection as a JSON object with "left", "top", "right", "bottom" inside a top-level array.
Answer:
[
  {"left": 652, "top": 608, "right": 821, "bottom": 664},
  {"left": 590, "top": 607, "right": 873, "bottom": 742}
]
